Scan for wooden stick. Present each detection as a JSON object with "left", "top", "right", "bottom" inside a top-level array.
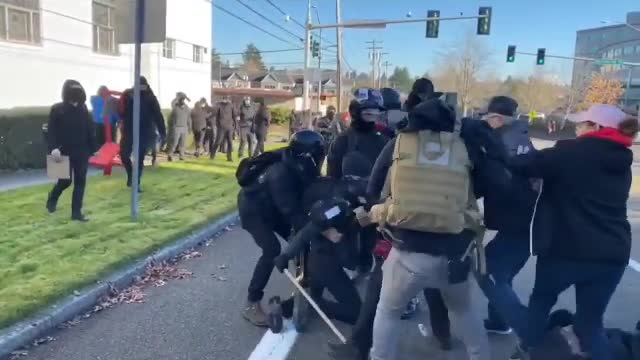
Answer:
[{"left": 283, "top": 269, "right": 347, "bottom": 344}]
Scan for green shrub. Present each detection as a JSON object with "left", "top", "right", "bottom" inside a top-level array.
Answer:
[
  {"left": 270, "top": 107, "right": 291, "bottom": 125},
  {"left": 0, "top": 107, "right": 50, "bottom": 170}
]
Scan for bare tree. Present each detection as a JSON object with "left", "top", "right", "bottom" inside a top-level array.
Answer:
[{"left": 432, "top": 30, "right": 492, "bottom": 116}]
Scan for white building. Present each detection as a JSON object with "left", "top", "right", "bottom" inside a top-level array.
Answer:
[{"left": 0, "top": 0, "right": 212, "bottom": 109}]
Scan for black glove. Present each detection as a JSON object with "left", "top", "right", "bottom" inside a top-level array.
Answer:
[{"left": 273, "top": 254, "right": 289, "bottom": 273}]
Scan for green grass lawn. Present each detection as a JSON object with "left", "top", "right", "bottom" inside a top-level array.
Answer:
[{"left": 0, "top": 156, "right": 243, "bottom": 329}]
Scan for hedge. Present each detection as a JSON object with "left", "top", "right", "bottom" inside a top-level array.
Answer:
[
  {"left": 0, "top": 107, "right": 50, "bottom": 170},
  {"left": 270, "top": 107, "right": 291, "bottom": 125}
]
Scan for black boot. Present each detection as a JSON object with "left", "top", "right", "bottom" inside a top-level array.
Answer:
[{"left": 46, "top": 192, "right": 57, "bottom": 214}]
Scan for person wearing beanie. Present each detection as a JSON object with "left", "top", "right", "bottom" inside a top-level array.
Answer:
[{"left": 508, "top": 104, "right": 637, "bottom": 360}]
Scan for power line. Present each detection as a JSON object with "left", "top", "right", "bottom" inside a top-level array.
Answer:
[
  {"left": 262, "top": 0, "right": 335, "bottom": 46},
  {"left": 214, "top": 3, "right": 300, "bottom": 47},
  {"left": 234, "top": 0, "right": 304, "bottom": 43},
  {"left": 218, "top": 46, "right": 336, "bottom": 56},
  {"left": 263, "top": 0, "right": 306, "bottom": 29}
]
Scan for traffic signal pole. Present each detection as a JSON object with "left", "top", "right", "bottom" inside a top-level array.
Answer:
[{"left": 515, "top": 50, "right": 640, "bottom": 66}]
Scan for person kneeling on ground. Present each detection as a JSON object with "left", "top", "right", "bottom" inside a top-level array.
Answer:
[
  {"left": 237, "top": 130, "right": 325, "bottom": 327},
  {"left": 270, "top": 196, "right": 363, "bottom": 332}
]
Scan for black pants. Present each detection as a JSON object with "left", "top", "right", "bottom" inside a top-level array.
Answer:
[
  {"left": 193, "top": 128, "right": 206, "bottom": 154},
  {"left": 48, "top": 155, "right": 89, "bottom": 216},
  {"left": 238, "top": 127, "right": 254, "bottom": 158},
  {"left": 358, "top": 225, "right": 377, "bottom": 271},
  {"left": 308, "top": 249, "right": 362, "bottom": 325},
  {"left": 120, "top": 135, "right": 148, "bottom": 186},
  {"left": 254, "top": 130, "right": 266, "bottom": 157},
  {"left": 349, "top": 259, "right": 452, "bottom": 358},
  {"left": 240, "top": 198, "right": 291, "bottom": 302},
  {"left": 202, "top": 128, "right": 214, "bottom": 152},
  {"left": 96, "top": 123, "right": 117, "bottom": 147},
  {"left": 211, "top": 127, "right": 233, "bottom": 161}
]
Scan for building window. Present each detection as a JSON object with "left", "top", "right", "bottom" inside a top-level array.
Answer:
[
  {"left": 635, "top": 45, "right": 640, "bottom": 54},
  {"left": 0, "top": 0, "right": 41, "bottom": 44},
  {"left": 614, "top": 48, "right": 622, "bottom": 57},
  {"left": 162, "top": 38, "right": 175, "bottom": 59},
  {"left": 193, "top": 45, "right": 204, "bottom": 63},
  {"left": 624, "top": 46, "right": 634, "bottom": 56},
  {"left": 92, "top": 0, "right": 117, "bottom": 54},
  {"left": 264, "top": 84, "right": 276, "bottom": 89}
]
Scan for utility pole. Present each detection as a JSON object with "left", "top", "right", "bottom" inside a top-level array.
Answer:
[
  {"left": 335, "top": 0, "right": 343, "bottom": 112},
  {"left": 303, "top": 0, "right": 312, "bottom": 118},
  {"left": 377, "top": 52, "right": 388, "bottom": 88},
  {"left": 382, "top": 60, "right": 392, "bottom": 87},
  {"left": 314, "top": 7, "right": 322, "bottom": 113},
  {"left": 366, "top": 40, "right": 383, "bottom": 88}
]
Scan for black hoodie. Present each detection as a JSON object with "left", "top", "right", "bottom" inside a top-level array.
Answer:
[
  {"left": 367, "top": 99, "right": 510, "bottom": 256},
  {"left": 509, "top": 136, "right": 632, "bottom": 265},
  {"left": 327, "top": 119, "right": 388, "bottom": 179},
  {"left": 47, "top": 80, "right": 97, "bottom": 157}
]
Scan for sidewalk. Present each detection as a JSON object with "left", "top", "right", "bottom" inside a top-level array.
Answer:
[{"left": 0, "top": 169, "right": 103, "bottom": 192}]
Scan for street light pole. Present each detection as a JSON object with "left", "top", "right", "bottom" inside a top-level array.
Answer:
[
  {"left": 303, "top": 0, "right": 312, "bottom": 118},
  {"left": 336, "top": 0, "right": 343, "bottom": 112},
  {"left": 313, "top": 7, "right": 322, "bottom": 113}
]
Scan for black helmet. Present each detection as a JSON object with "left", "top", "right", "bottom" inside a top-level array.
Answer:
[
  {"left": 309, "top": 197, "right": 354, "bottom": 231},
  {"left": 288, "top": 130, "right": 326, "bottom": 178},
  {"left": 380, "top": 88, "right": 401, "bottom": 110},
  {"left": 352, "top": 88, "right": 385, "bottom": 111},
  {"left": 350, "top": 88, "right": 385, "bottom": 126}
]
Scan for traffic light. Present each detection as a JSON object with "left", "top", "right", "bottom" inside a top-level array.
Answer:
[
  {"left": 536, "top": 48, "right": 546, "bottom": 65},
  {"left": 311, "top": 40, "right": 320, "bottom": 58},
  {"left": 426, "top": 10, "right": 440, "bottom": 38},
  {"left": 507, "top": 45, "right": 516, "bottom": 63},
  {"left": 477, "top": 6, "right": 492, "bottom": 35}
]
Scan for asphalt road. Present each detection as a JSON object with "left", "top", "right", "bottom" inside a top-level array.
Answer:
[
  {"left": 8, "top": 137, "right": 640, "bottom": 360},
  {"left": 15, "top": 198, "right": 640, "bottom": 360}
]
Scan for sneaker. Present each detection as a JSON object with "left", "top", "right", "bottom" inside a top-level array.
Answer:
[
  {"left": 242, "top": 301, "right": 268, "bottom": 328},
  {"left": 71, "top": 214, "right": 89, "bottom": 222},
  {"left": 401, "top": 297, "right": 420, "bottom": 320},
  {"left": 484, "top": 319, "right": 513, "bottom": 335},
  {"left": 267, "top": 296, "right": 283, "bottom": 334},
  {"left": 327, "top": 341, "right": 361, "bottom": 360}
]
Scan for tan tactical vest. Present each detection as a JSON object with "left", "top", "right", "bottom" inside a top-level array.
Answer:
[{"left": 383, "top": 126, "right": 478, "bottom": 234}]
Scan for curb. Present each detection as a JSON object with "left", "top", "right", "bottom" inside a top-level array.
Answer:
[{"left": 0, "top": 211, "right": 239, "bottom": 358}]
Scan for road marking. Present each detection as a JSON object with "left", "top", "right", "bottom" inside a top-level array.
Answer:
[
  {"left": 248, "top": 320, "right": 298, "bottom": 360},
  {"left": 629, "top": 259, "right": 640, "bottom": 273}
]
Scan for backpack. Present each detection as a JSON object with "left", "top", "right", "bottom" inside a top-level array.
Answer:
[
  {"left": 382, "top": 124, "right": 478, "bottom": 234},
  {"left": 235, "top": 150, "right": 284, "bottom": 187}
]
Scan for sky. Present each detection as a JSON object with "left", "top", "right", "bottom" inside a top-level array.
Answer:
[{"left": 212, "top": 0, "right": 638, "bottom": 84}]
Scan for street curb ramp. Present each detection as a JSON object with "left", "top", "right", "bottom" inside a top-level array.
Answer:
[{"left": 0, "top": 211, "right": 239, "bottom": 358}]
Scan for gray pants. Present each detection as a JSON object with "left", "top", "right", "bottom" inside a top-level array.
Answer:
[
  {"left": 169, "top": 127, "right": 188, "bottom": 158},
  {"left": 371, "top": 248, "right": 489, "bottom": 360},
  {"left": 238, "top": 127, "right": 254, "bottom": 158}
]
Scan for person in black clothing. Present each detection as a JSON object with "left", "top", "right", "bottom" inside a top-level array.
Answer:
[
  {"left": 46, "top": 80, "right": 97, "bottom": 222},
  {"left": 211, "top": 97, "right": 237, "bottom": 161},
  {"left": 270, "top": 194, "right": 367, "bottom": 332},
  {"left": 508, "top": 104, "right": 637, "bottom": 360},
  {"left": 119, "top": 77, "right": 166, "bottom": 190},
  {"left": 238, "top": 130, "right": 325, "bottom": 327},
  {"left": 327, "top": 88, "right": 388, "bottom": 275}
]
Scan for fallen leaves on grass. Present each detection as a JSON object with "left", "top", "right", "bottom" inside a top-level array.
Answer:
[{"left": 9, "top": 350, "right": 29, "bottom": 359}]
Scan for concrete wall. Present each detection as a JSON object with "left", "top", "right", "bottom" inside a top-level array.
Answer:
[{"left": 0, "top": 0, "right": 211, "bottom": 109}]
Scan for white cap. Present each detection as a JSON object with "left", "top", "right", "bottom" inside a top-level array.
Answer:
[{"left": 568, "top": 104, "right": 628, "bottom": 128}]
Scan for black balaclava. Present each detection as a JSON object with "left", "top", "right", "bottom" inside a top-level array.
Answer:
[
  {"left": 349, "top": 100, "right": 376, "bottom": 132},
  {"left": 61, "top": 80, "right": 86, "bottom": 105}
]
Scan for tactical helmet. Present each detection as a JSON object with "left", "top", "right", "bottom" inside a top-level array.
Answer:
[
  {"left": 309, "top": 197, "right": 354, "bottom": 232},
  {"left": 288, "top": 129, "right": 326, "bottom": 177},
  {"left": 380, "top": 88, "right": 402, "bottom": 110}
]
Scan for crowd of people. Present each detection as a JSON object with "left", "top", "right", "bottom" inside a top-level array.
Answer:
[
  {"left": 44, "top": 77, "right": 273, "bottom": 221},
  {"left": 235, "top": 77, "right": 640, "bottom": 360}
]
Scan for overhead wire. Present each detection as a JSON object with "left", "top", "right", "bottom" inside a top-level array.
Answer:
[
  {"left": 213, "top": 3, "right": 301, "bottom": 48},
  {"left": 234, "top": 0, "right": 304, "bottom": 43},
  {"left": 262, "top": 0, "right": 336, "bottom": 46}
]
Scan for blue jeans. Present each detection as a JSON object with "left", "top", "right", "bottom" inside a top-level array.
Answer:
[
  {"left": 476, "top": 231, "right": 530, "bottom": 335},
  {"left": 523, "top": 257, "right": 625, "bottom": 360}
]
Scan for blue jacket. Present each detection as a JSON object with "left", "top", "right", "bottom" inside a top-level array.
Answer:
[{"left": 90, "top": 96, "right": 118, "bottom": 125}]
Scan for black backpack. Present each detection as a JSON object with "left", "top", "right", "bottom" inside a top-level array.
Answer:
[{"left": 236, "top": 150, "right": 284, "bottom": 187}]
